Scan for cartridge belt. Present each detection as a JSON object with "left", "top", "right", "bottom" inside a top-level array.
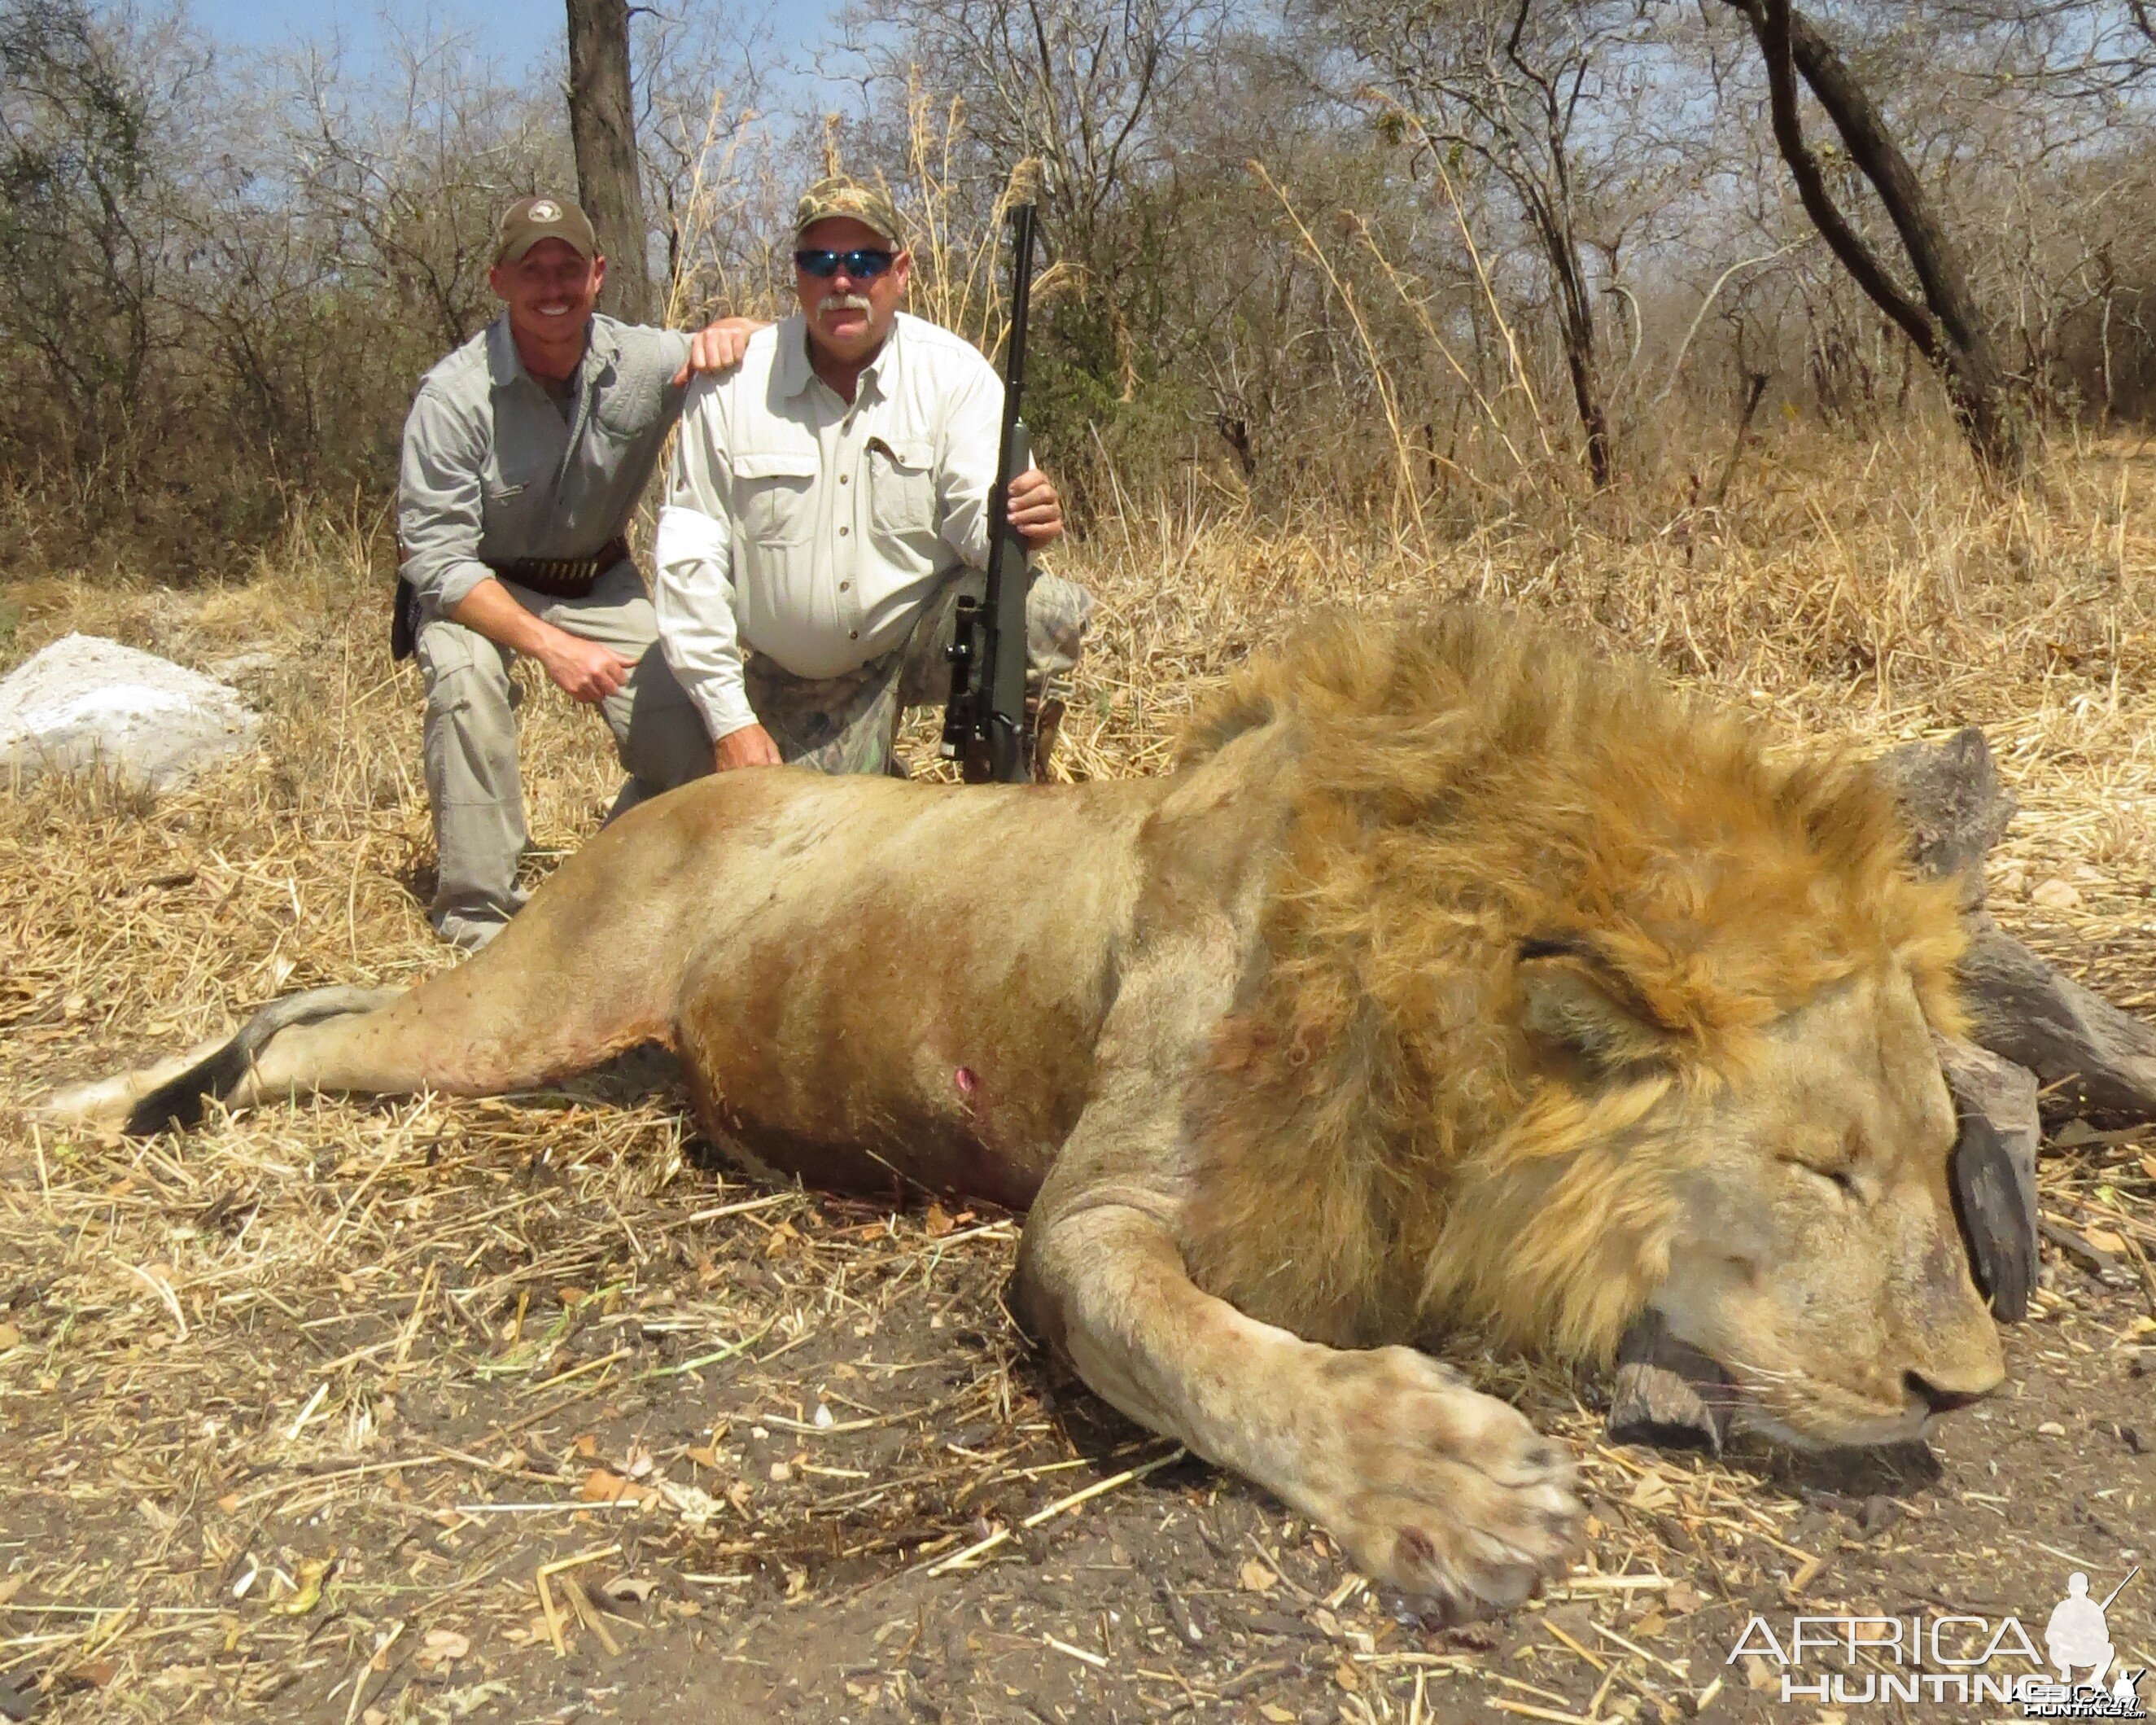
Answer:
[{"left": 485, "top": 535, "right": 632, "bottom": 599}]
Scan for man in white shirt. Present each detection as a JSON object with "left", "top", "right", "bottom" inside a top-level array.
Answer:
[{"left": 654, "top": 176, "right": 1092, "bottom": 778}]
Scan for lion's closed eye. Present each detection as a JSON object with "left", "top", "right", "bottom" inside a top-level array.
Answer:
[{"left": 1785, "top": 1158, "right": 1859, "bottom": 1197}]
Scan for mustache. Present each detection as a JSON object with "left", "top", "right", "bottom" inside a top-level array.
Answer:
[{"left": 818, "top": 293, "right": 873, "bottom": 315}]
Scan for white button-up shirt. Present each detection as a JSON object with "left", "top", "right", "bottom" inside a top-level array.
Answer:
[{"left": 654, "top": 311, "right": 1004, "bottom": 742}]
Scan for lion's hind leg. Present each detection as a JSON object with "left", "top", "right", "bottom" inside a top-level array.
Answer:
[
  {"left": 128, "top": 987, "right": 397, "bottom": 1134},
  {"left": 39, "top": 987, "right": 399, "bottom": 1134},
  {"left": 37, "top": 782, "right": 741, "bottom": 1136}
]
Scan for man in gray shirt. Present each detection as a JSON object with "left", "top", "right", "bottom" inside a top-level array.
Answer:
[{"left": 398, "top": 195, "right": 759, "bottom": 950}]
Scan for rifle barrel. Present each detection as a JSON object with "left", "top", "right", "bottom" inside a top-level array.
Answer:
[{"left": 939, "top": 198, "right": 1038, "bottom": 782}]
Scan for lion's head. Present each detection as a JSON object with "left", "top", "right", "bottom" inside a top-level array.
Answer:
[
  {"left": 1510, "top": 948, "right": 2005, "bottom": 1448},
  {"left": 1182, "top": 609, "right": 2005, "bottom": 1449}
]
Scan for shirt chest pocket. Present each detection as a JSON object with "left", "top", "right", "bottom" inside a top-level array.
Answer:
[
  {"left": 482, "top": 474, "right": 541, "bottom": 542},
  {"left": 483, "top": 425, "right": 553, "bottom": 535},
  {"left": 867, "top": 437, "right": 936, "bottom": 538},
  {"left": 732, "top": 450, "right": 820, "bottom": 546}
]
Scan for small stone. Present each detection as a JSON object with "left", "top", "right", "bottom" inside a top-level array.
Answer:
[
  {"left": 415, "top": 1628, "right": 469, "bottom": 1668},
  {"left": 1858, "top": 1495, "right": 1902, "bottom": 1536},
  {"left": 2036, "top": 1421, "right": 2067, "bottom": 1437},
  {"left": 2031, "top": 878, "right": 2084, "bottom": 911}
]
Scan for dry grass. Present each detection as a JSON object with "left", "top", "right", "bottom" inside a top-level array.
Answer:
[{"left": 2, "top": 427, "right": 2154, "bottom": 1721}]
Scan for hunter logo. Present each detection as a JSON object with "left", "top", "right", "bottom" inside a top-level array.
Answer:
[
  {"left": 1727, "top": 1566, "right": 2145, "bottom": 1716},
  {"left": 527, "top": 199, "right": 561, "bottom": 223}
]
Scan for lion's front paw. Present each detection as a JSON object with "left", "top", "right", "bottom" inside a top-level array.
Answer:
[{"left": 1303, "top": 1346, "right": 1581, "bottom": 1618}]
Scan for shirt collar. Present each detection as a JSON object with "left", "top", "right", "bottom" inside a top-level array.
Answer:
[
  {"left": 485, "top": 311, "right": 617, "bottom": 393},
  {"left": 776, "top": 310, "right": 902, "bottom": 403},
  {"left": 775, "top": 313, "right": 815, "bottom": 399},
  {"left": 857, "top": 315, "right": 899, "bottom": 401}
]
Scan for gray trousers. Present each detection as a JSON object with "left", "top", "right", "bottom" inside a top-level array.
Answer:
[{"left": 414, "top": 565, "right": 709, "bottom": 949}]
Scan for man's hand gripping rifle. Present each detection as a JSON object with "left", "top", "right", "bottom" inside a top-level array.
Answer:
[{"left": 940, "top": 203, "right": 1039, "bottom": 783}]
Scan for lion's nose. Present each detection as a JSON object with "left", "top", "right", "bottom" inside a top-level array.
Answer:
[{"left": 1905, "top": 1368, "right": 1992, "bottom": 1415}]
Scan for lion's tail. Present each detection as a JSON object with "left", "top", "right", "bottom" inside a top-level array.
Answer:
[{"left": 42, "top": 793, "right": 715, "bottom": 1136}]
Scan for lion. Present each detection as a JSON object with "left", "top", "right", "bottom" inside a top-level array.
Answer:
[{"left": 46, "top": 609, "right": 2006, "bottom": 1618}]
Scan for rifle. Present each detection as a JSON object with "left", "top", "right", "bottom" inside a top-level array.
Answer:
[{"left": 940, "top": 201, "right": 1038, "bottom": 783}]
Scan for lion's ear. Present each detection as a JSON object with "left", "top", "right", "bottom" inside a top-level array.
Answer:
[{"left": 1517, "top": 939, "right": 1675, "bottom": 1072}]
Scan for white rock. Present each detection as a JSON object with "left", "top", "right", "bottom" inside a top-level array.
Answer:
[{"left": 0, "top": 633, "right": 262, "bottom": 792}]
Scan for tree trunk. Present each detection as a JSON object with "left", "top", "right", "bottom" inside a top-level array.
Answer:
[
  {"left": 1533, "top": 208, "right": 1613, "bottom": 488},
  {"left": 1562, "top": 330, "right": 1613, "bottom": 490},
  {"left": 1721, "top": 0, "right": 2024, "bottom": 478},
  {"left": 564, "top": 0, "right": 651, "bottom": 324}
]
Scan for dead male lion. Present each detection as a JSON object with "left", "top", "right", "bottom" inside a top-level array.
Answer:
[{"left": 49, "top": 610, "right": 2006, "bottom": 1618}]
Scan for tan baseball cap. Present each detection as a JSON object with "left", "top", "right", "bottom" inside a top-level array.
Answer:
[
  {"left": 793, "top": 175, "right": 905, "bottom": 249},
  {"left": 495, "top": 195, "right": 598, "bottom": 267}
]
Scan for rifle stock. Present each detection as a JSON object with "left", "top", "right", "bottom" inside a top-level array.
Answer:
[{"left": 941, "top": 202, "right": 1038, "bottom": 783}]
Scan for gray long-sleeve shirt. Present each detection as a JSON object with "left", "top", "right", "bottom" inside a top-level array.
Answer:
[{"left": 397, "top": 313, "right": 692, "bottom": 617}]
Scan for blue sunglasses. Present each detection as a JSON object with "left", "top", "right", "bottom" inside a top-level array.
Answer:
[{"left": 794, "top": 247, "right": 898, "bottom": 279}]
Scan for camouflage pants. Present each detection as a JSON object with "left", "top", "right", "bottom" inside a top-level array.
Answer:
[{"left": 746, "top": 567, "right": 1093, "bottom": 776}]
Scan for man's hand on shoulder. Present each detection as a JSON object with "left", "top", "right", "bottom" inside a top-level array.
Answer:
[
  {"left": 714, "top": 723, "right": 783, "bottom": 772},
  {"left": 537, "top": 632, "right": 639, "bottom": 704},
  {"left": 1008, "top": 467, "right": 1064, "bottom": 549},
  {"left": 672, "top": 317, "right": 768, "bottom": 386}
]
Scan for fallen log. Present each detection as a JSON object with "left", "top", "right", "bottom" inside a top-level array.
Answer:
[
  {"left": 1881, "top": 728, "right": 2156, "bottom": 1123},
  {"left": 1875, "top": 727, "right": 2017, "bottom": 912},
  {"left": 1958, "top": 913, "right": 2156, "bottom": 1123}
]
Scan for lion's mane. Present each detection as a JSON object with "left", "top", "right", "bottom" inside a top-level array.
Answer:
[{"left": 1178, "top": 610, "right": 1968, "bottom": 1362}]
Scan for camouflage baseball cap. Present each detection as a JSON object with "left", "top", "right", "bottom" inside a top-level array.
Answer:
[
  {"left": 494, "top": 195, "right": 598, "bottom": 267},
  {"left": 793, "top": 175, "right": 905, "bottom": 248}
]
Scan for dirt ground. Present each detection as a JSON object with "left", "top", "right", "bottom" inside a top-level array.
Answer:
[
  {"left": 5, "top": 441, "right": 2156, "bottom": 1722},
  {"left": 2, "top": 1053, "right": 2151, "bottom": 1725}
]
